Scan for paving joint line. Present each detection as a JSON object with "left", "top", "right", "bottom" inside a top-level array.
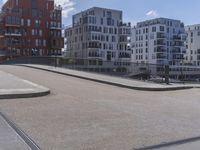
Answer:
[{"left": 0, "top": 112, "right": 41, "bottom": 150}]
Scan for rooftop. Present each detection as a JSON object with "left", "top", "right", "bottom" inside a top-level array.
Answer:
[{"left": 136, "top": 17, "right": 183, "bottom": 28}]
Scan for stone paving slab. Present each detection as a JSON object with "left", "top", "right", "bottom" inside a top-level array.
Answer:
[
  {"left": 0, "top": 70, "right": 50, "bottom": 99},
  {"left": 0, "top": 113, "right": 31, "bottom": 150},
  {"left": 21, "top": 64, "right": 200, "bottom": 91}
]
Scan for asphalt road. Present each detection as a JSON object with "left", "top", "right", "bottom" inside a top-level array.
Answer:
[{"left": 0, "top": 65, "right": 200, "bottom": 150}]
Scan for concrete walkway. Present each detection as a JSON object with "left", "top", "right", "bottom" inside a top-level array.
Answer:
[
  {"left": 21, "top": 64, "right": 200, "bottom": 91},
  {"left": 0, "top": 70, "right": 50, "bottom": 99},
  {"left": 0, "top": 112, "right": 40, "bottom": 150}
]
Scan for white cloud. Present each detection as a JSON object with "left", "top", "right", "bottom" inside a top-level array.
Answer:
[
  {"left": 146, "top": 10, "right": 159, "bottom": 18},
  {"left": 55, "top": 0, "right": 76, "bottom": 18}
]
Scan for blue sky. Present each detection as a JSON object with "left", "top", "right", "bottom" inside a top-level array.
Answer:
[
  {"left": 60, "top": 0, "right": 200, "bottom": 26},
  {"left": 1, "top": 0, "right": 200, "bottom": 26}
]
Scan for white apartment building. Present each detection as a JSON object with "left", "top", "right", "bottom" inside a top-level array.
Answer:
[
  {"left": 65, "top": 7, "right": 131, "bottom": 65},
  {"left": 131, "top": 18, "right": 186, "bottom": 66},
  {"left": 185, "top": 24, "right": 200, "bottom": 66}
]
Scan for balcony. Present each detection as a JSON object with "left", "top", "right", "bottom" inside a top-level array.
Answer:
[
  {"left": 5, "top": 32, "right": 22, "bottom": 37},
  {"left": 118, "top": 22, "right": 131, "bottom": 27},
  {"left": 0, "top": 32, "right": 4, "bottom": 38},
  {"left": 54, "top": 5, "right": 62, "bottom": 11},
  {"left": 173, "top": 41, "right": 184, "bottom": 47},
  {"left": 172, "top": 48, "right": 181, "bottom": 54},
  {"left": 156, "top": 54, "right": 167, "bottom": 59},
  {"left": 155, "top": 46, "right": 166, "bottom": 53},
  {"left": 50, "top": 26, "right": 62, "bottom": 30},
  {"left": 173, "top": 54, "right": 184, "bottom": 60},
  {"left": 50, "top": 37, "right": 64, "bottom": 49},
  {"left": 88, "top": 52, "right": 100, "bottom": 58},
  {"left": 119, "top": 51, "right": 131, "bottom": 59},
  {"left": 155, "top": 40, "right": 166, "bottom": 46},
  {"left": 0, "top": 50, "right": 7, "bottom": 56},
  {"left": 157, "top": 33, "right": 166, "bottom": 39},
  {"left": 88, "top": 42, "right": 101, "bottom": 49},
  {"left": 118, "top": 24, "right": 131, "bottom": 35},
  {"left": 5, "top": 23, "right": 21, "bottom": 27},
  {"left": 173, "top": 35, "right": 182, "bottom": 41}
]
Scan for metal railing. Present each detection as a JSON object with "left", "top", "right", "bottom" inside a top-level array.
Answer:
[{"left": 3, "top": 56, "right": 200, "bottom": 83}]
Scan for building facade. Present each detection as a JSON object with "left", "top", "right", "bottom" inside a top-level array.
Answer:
[
  {"left": 185, "top": 24, "right": 200, "bottom": 66},
  {"left": 65, "top": 7, "right": 131, "bottom": 65},
  {"left": 0, "top": 0, "right": 64, "bottom": 62},
  {"left": 131, "top": 18, "right": 186, "bottom": 66}
]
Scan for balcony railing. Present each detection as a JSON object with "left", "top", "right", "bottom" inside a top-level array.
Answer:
[
  {"left": 173, "top": 54, "right": 184, "bottom": 60},
  {"left": 157, "top": 33, "right": 166, "bottom": 39},
  {"left": 156, "top": 42, "right": 166, "bottom": 46},
  {"left": 173, "top": 35, "right": 182, "bottom": 41},
  {"left": 50, "top": 26, "right": 62, "bottom": 30},
  {"left": 172, "top": 48, "right": 181, "bottom": 53},
  {"left": 156, "top": 54, "right": 167, "bottom": 59},
  {"left": 5, "top": 23, "right": 21, "bottom": 27},
  {"left": 5, "top": 32, "right": 22, "bottom": 36},
  {"left": 54, "top": 5, "right": 62, "bottom": 10},
  {"left": 155, "top": 47, "right": 166, "bottom": 53}
]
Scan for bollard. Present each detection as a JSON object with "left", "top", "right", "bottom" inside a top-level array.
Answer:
[{"left": 165, "top": 65, "right": 170, "bottom": 84}]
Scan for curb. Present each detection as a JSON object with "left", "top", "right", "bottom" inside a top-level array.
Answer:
[
  {"left": 133, "top": 136, "right": 200, "bottom": 150},
  {"left": 0, "top": 112, "right": 41, "bottom": 150},
  {"left": 0, "top": 90, "right": 50, "bottom": 99},
  {"left": 20, "top": 65, "right": 194, "bottom": 92}
]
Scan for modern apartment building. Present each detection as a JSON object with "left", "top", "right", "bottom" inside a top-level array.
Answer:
[
  {"left": 131, "top": 18, "right": 186, "bottom": 66},
  {"left": 65, "top": 7, "right": 131, "bottom": 65},
  {"left": 185, "top": 24, "right": 200, "bottom": 66},
  {"left": 0, "top": 0, "right": 64, "bottom": 62}
]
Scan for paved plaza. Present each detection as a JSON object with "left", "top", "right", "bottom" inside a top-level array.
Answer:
[
  {"left": 0, "top": 69, "right": 50, "bottom": 99},
  {"left": 1, "top": 65, "right": 200, "bottom": 150}
]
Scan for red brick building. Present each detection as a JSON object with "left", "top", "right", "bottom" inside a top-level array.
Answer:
[{"left": 0, "top": 0, "right": 64, "bottom": 62}]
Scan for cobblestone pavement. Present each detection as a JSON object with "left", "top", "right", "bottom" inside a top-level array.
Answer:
[{"left": 0, "top": 65, "right": 200, "bottom": 150}]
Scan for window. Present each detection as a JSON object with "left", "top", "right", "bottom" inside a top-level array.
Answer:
[
  {"left": 58, "top": 22, "right": 61, "bottom": 28},
  {"left": 35, "top": 20, "right": 40, "bottom": 27},
  {"left": 21, "top": 19, "right": 24, "bottom": 26},
  {"left": 32, "top": 29, "right": 34, "bottom": 35},
  {"left": 107, "top": 18, "right": 112, "bottom": 26},
  {"left": 160, "top": 26, "right": 164, "bottom": 31},
  {"left": 27, "top": 19, "right": 31, "bottom": 26},
  {"left": 46, "top": 22, "right": 49, "bottom": 28},
  {"left": 39, "top": 30, "right": 42, "bottom": 36},
  {"left": 32, "top": 9, "right": 38, "bottom": 17},
  {"left": 152, "top": 27, "right": 156, "bottom": 32},
  {"left": 31, "top": 0, "right": 37, "bottom": 8},
  {"left": 101, "top": 18, "right": 103, "bottom": 25},
  {"left": 35, "top": 39, "right": 38, "bottom": 46},
  {"left": 167, "top": 27, "right": 169, "bottom": 33},
  {"left": 46, "top": 2, "right": 48, "bottom": 10},
  {"left": 107, "top": 11, "right": 112, "bottom": 18}
]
